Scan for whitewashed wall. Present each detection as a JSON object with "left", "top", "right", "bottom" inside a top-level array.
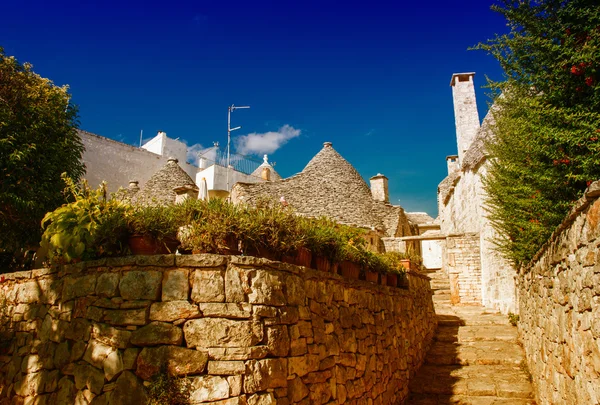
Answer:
[{"left": 80, "top": 131, "right": 198, "bottom": 193}]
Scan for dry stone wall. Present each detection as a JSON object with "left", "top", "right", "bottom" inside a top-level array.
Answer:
[
  {"left": 445, "top": 234, "right": 482, "bottom": 305},
  {"left": 0, "top": 254, "right": 436, "bottom": 405},
  {"left": 518, "top": 182, "right": 600, "bottom": 404}
]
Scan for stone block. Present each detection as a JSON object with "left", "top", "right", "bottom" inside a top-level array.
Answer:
[
  {"left": 118, "top": 271, "right": 162, "bottom": 301},
  {"left": 225, "top": 266, "right": 247, "bottom": 302},
  {"left": 208, "top": 361, "right": 246, "bottom": 375},
  {"left": 135, "top": 346, "right": 208, "bottom": 380},
  {"left": 247, "top": 270, "right": 286, "bottom": 306},
  {"left": 62, "top": 275, "right": 97, "bottom": 301},
  {"left": 199, "top": 303, "right": 252, "bottom": 319},
  {"left": 208, "top": 346, "right": 269, "bottom": 361},
  {"left": 74, "top": 363, "right": 105, "bottom": 395},
  {"left": 130, "top": 322, "right": 183, "bottom": 346},
  {"left": 191, "top": 269, "right": 225, "bottom": 303},
  {"left": 184, "top": 318, "right": 263, "bottom": 348},
  {"left": 149, "top": 300, "right": 200, "bottom": 322},
  {"left": 92, "top": 323, "right": 131, "bottom": 349},
  {"left": 162, "top": 269, "right": 189, "bottom": 301},
  {"left": 266, "top": 325, "right": 290, "bottom": 357},
  {"left": 122, "top": 348, "right": 140, "bottom": 370},
  {"left": 107, "top": 371, "right": 148, "bottom": 405},
  {"left": 103, "top": 349, "right": 123, "bottom": 382},
  {"left": 288, "top": 376, "right": 309, "bottom": 402},
  {"left": 96, "top": 273, "right": 120, "bottom": 298},
  {"left": 189, "top": 375, "right": 230, "bottom": 403},
  {"left": 83, "top": 339, "right": 116, "bottom": 369},
  {"left": 176, "top": 254, "right": 227, "bottom": 268},
  {"left": 103, "top": 309, "right": 147, "bottom": 326},
  {"left": 247, "top": 392, "right": 276, "bottom": 405},
  {"left": 244, "top": 358, "right": 287, "bottom": 393}
]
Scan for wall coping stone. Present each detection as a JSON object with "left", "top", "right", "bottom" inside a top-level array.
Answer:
[{"left": 522, "top": 179, "right": 600, "bottom": 273}]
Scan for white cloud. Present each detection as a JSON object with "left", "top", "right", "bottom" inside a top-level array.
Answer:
[{"left": 234, "top": 125, "right": 301, "bottom": 156}]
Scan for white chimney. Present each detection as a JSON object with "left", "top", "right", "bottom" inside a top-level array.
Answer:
[
  {"left": 370, "top": 173, "right": 389, "bottom": 203},
  {"left": 446, "top": 155, "right": 459, "bottom": 174},
  {"left": 451, "top": 73, "right": 480, "bottom": 164}
]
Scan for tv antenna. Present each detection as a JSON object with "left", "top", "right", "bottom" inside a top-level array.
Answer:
[{"left": 227, "top": 104, "right": 250, "bottom": 192}]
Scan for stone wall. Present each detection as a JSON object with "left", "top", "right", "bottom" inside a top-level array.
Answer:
[
  {"left": 0, "top": 254, "right": 437, "bottom": 405},
  {"left": 445, "top": 234, "right": 481, "bottom": 305},
  {"left": 517, "top": 183, "right": 600, "bottom": 405}
]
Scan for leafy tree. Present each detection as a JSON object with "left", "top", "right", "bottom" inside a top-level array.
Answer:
[
  {"left": 476, "top": 0, "right": 600, "bottom": 265},
  {"left": 0, "top": 47, "right": 84, "bottom": 268}
]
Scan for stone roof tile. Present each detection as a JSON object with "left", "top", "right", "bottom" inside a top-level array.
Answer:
[
  {"left": 232, "top": 142, "right": 411, "bottom": 237},
  {"left": 133, "top": 158, "right": 196, "bottom": 206}
]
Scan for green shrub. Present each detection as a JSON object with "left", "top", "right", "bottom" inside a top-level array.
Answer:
[
  {"left": 475, "top": 0, "right": 600, "bottom": 266},
  {"left": 127, "top": 205, "right": 181, "bottom": 242},
  {"left": 41, "top": 176, "right": 130, "bottom": 264}
]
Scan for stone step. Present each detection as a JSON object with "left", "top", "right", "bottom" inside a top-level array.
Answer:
[
  {"left": 436, "top": 315, "right": 465, "bottom": 327},
  {"left": 432, "top": 289, "right": 450, "bottom": 296},
  {"left": 406, "top": 393, "right": 536, "bottom": 404},
  {"left": 435, "top": 325, "right": 517, "bottom": 343},
  {"left": 424, "top": 340, "right": 524, "bottom": 366},
  {"left": 408, "top": 364, "right": 534, "bottom": 399}
]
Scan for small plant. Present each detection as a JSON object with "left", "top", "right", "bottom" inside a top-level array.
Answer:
[
  {"left": 146, "top": 370, "right": 192, "bottom": 405},
  {"left": 179, "top": 199, "right": 241, "bottom": 254},
  {"left": 127, "top": 205, "right": 181, "bottom": 242},
  {"left": 519, "top": 359, "right": 532, "bottom": 383},
  {"left": 41, "top": 176, "right": 130, "bottom": 264},
  {"left": 508, "top": 312, "right": 520, "bottom": 327}
]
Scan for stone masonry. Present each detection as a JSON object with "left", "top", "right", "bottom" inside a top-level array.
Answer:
[
  {"left": 517, "top": 181, "right": 600, "bottom": 404},
  {"left": 0, "top": 254, "right": 436, "bottom": 405},
  {"left": 445, "top": 234, "right": 482, "bottom": 305}
]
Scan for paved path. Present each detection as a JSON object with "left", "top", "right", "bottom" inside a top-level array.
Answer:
[{"left": 405, "top": 269, "right": 536, "bottom": 405}]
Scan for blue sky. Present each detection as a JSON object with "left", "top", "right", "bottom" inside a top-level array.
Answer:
[{"left": 2, "top": 0, "right": 508, "bottom": 216}]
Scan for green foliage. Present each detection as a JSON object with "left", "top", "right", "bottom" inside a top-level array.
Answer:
[
  {"left": 474, "top": 0, "right": 600, "bottom": 265},
  {"left": 508, "top": 312, "right": 520, "bottom": 326},
  {"left": 127, "top": 205, "right": 181, "bottom": 242},
  {"left": 146, "top": 371, "right": 191, "bottom": 405},
  {"left": 0, "top": 48, "right": 84, "bottom": 265},
  {"left": 178, "top": 198, "right": 242, "bottom": 254},
  {"left": 41, "top": 177, "right": 129, "bottom": 264}
]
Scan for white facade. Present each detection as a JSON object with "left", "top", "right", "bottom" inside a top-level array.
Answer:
[
  {"left": 80, "top": 130, "right": 266, "bottom": 196},
  {"left": 195, "top": 164, "right": 264, "bottom": 193},
  {"left": 141, "top": 131, "right": 188, "bottom": 165}
]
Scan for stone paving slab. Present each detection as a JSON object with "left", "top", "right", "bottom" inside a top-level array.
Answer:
[
  {"left": 406, "top": 268, "right": 535, "bottom": 404},
  {"left": 425, "top": 340, "right": 523, "bottom": 366},
  {"left": 434, "top": 325, "right": 517, "bottom": 343},
  {"left": 408, "top": 393, "right": 536, "bottom": 405},
  {"left": 409, "top": 365, "right": 533, "bottom": 398}
]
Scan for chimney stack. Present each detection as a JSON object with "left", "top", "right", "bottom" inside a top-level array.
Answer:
[
  {"left": 261, "top": 167, "right": 271, "bottom": 181},
  {"left": 451, "top": 73, "right": 480, "bottom": 164},
  {"left": 446, "top": 155, "right": 459, "bottom": 174},
  {"left": 370, "top": 173, "right": 389, "bottom": 203}
]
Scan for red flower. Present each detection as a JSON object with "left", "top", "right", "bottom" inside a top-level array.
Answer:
[
  {"left": 586, "top": 77, "right": 594, "bottom": 86},
  {"left": 0, "top": 276, "right": 4, "bottom": 283},
  {"left": 571, "top": 65, "right": 581, "bottom": 75},
  {"left": 587, "top": 180, "right": 593, "bottom": 187}
]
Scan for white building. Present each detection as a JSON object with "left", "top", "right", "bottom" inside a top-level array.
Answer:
[{"left": 80, "top": 130, "right": 279, "bottom": 200}]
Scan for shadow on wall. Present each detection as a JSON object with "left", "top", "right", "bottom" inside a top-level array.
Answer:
[{"left": 406, "top": 317, "right": 462, "bottom": 404}]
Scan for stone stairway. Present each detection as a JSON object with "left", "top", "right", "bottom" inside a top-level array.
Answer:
[{"left": 406, "top": 269, "right": 536, "bottom": 405}]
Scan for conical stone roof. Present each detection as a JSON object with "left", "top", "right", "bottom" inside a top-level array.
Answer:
[
  {"left": 250, "top": 155, "right": 282, "bottom": 181},
  {"left": 133, "top": 158, "right": 197, "bottom": 206},
  {"left": 232, "top": 142, "right": 412, "bottom": 234}
]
